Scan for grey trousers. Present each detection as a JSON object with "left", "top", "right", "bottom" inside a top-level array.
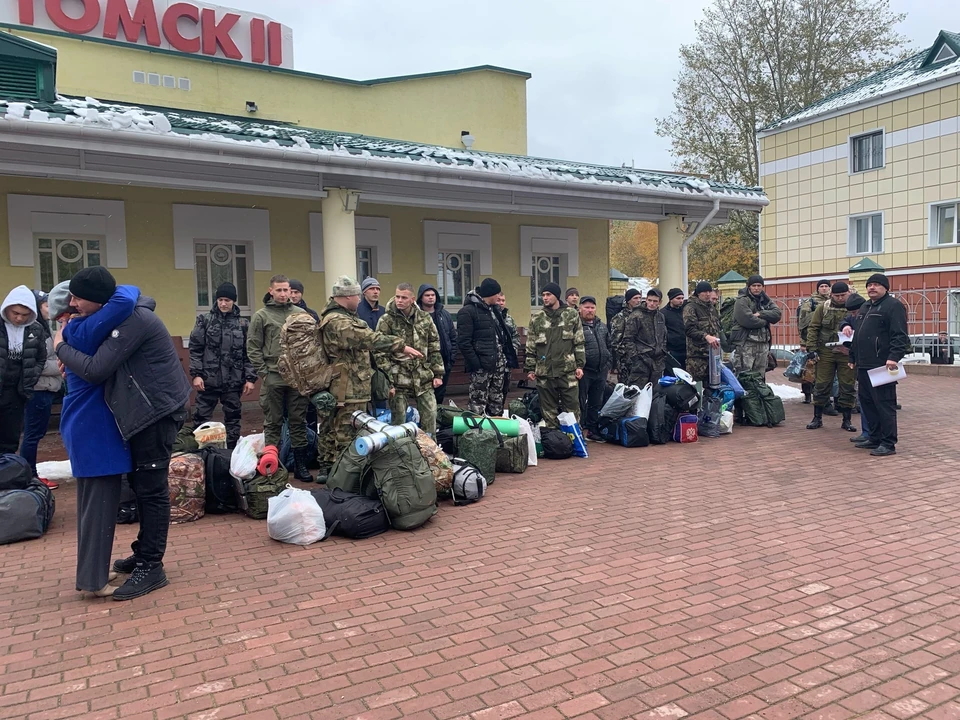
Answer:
[{"left": 76, "top": 475, "right": 122, "bottom": 592}]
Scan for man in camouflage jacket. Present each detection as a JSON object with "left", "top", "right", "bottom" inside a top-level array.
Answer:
[
  {"left": 804, "top": 281, "right": 857, "bottom": 432},
  {"left": 610, "top": 288, "right": 643, "bottom": 377},
  {"left": 683, "top": 281, "right": 723, "bottom": 384},
  {"left": 316, "top": 276, "right": 421, "bottom": 477},
  {"left": 621, "top": 288, "right": 667, "bottom": 387},
  {"left": 730, "top": 275, "right": 782, "bottom": 375},
  {"left": 375, "top": 283, "right": 444, "bottom": 436},
  {"left": 524, "top": 283, "right": 586, "bottom": 428}
]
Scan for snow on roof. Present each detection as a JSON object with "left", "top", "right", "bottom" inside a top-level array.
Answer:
[
  {"left": 761, "top": 32, "right": 960, "bottom": 134},
  {"left": 0, "top": 94, "right": 766, "bottom": 203}
]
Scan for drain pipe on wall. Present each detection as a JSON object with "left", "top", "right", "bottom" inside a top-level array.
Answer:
[{"left": 680, "top": 194, "right": 721, "bottom": 291}]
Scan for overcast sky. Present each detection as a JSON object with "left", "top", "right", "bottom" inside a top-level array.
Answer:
[{"left": 221, "top": 0, "right": 952, "bottom": 171}]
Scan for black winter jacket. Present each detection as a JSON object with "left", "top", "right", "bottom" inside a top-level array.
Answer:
[
  {"left": 581, "top": 318, "right": 611, "bottom": 375},
  {"left": 188, "top": 306, "right": 257, "bottom": 389},
  {"left": 417, "top": 284, "right": 457, "bottom": 369},
  {"left": 295, "top": 299, "right": 319, "bottom": 322},
  {"left": 57, "top": 297, "right": 191, "bottom": 440},
  {"left": 0, "top": 322, "right": 46, "bottom": 399},
  {"left": 849, "top": 293, "right": 910, "bottom": 371},
  {"left": 456, "top": 290, "right": 517, "bottom": 373},
  {"left": 661, "top": 303, "right": 687, "bottom": 363}
]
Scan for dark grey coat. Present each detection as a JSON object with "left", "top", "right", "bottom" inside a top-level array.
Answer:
[{"left": 188, "top": 306, "right": 257, "bottom": 389}]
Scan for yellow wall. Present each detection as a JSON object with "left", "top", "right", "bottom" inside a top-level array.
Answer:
[
  {"left": 7, "top": 29, "right": 529, "bottom": 155},
  {"left": 0, "top": 177, "right": 608, "bottom": 336},
  {"left": 758, "top": 84, "right": 960, "bottom": 278}
]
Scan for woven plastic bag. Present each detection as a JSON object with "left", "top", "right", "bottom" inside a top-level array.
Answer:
[{"left": 267, "top": 485, "right": 326, "bottom": 546}]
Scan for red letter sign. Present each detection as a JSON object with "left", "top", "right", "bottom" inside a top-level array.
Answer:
[
  {"left": 162, "top": 2, "right": 200, "bottom": 54},
  {"left": 267, "top": 21, "right": 282, "bottom": 66},
  {"left": 18, "top": 0, "right": 34, "bottom": 25},
  {"left": 200, "top": 8, "right": 242, "bottom": 60},
  {"left": 249, "top": 17, "right": 265, "bottom": 64},
  {"left": 45, "top": 0, "right": 100, "bottom": 34},
  {"left": 103, "top": 0, "right": 161, "bottom": 46}
]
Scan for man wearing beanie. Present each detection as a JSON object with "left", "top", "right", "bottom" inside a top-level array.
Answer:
[
  {"left": 358, "top": 277, "right": 384, "bottom": 330},
  {"left": 456, "top": 278, "right": 516, "bottom": 415},
  {"left": 188, "top": 282, "right": 257, "bottom": 449},
  {"left": 247, "top": 274, "right": 313, "bottom": 481},
  {"left": 317, "top": 276, "right": 421, "bottom": 476},
  {"left": 662, "top": 288, "right": 687, "bottom": 372},
  {"left": 798, "top": 279, "right": 833, "bottom": 403},
  {"left": 525, "top": 282, "right": 586, "bottom": 427},
  {"left": 683, "top": 281, "right": 723, "bottom": 383},
  {"left": 849, "top": 273, "right": 909, "bottom": 456},
  {"left": 730, "top": 275, "right": 782, "bottom": 375},
  {"left": 610, "top": 287, "right": 644, "bottom": 377},
  {"left": 804, "top": 282, "right": 858, "bottom": 432},
  {"left": 288, "top": 279, "right": 319, "bottom": 322},
  {"left": 621, "top": 289, "right": 667, "bottom": 387},
  {"left": 55, "top": 267, "right": 190, "bottom": 600}
]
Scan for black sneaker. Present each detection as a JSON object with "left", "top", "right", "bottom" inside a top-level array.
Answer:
[
  {"left": 870, "top": 445, "right": 897, "bottom": 457},
  {"left": 112, "top": 562, "right": 168, "bottom": 601},
  {"left": 112, "top": 555, "right": 137, "bottom": 574},
  {"left": 855, "top": 440, "right": 880, "bottom": 449}
]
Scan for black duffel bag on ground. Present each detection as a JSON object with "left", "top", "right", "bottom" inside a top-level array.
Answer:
[
  {"left": 311, "top": 487, "right": 390, "bottom": 539},
  {"left": 540, "top": 428, "right": 573, "bottom": 459}
]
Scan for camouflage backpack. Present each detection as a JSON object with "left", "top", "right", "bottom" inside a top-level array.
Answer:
[
  {"left": 277, "top": 312, "right": 345, "bottom": 401},
  {"left": 719, "top": 297, "right": 737, "bottom": 336},
  {"left": 414, "top": 430, "right": 454, "bottom": 493}
]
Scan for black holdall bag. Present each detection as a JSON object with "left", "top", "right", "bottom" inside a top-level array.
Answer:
[
  {"left": 311, "top": 487, "right": 390, "bottom": 539},
  {"left": 647, "top": 390, "right": 669, "bottom": 445},
  {"left": 202, "top": 447, "right": 242, "bottom": 514},
  {"left": 0, "top": 480, "right": 55, "bottom": 545},
  {"left": 0, "top": 454, "right": 32, "bottom": 492},
  {"left": 597, "top": 414, "right": 621, "bottom": 443},
  {"left": 663, "top": 381, "right": 700, "bottom": 413},
  {"left": 618, "top": 416, "right": 649, "bottom": 448},
  {"left": 540, "top": 427, "right": 574, "bottom": 459}
]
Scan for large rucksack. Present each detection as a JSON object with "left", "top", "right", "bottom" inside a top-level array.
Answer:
[
  {"left": 606, "top": 296, "right": 625, "bottom": 329},
  {"left": 202, "top": 447, "right": 242, "bottom": 514},
  {"left": 415, "top": 430, "right": 455, "bottom": 493},
  {"left": 458, "top": 415, "right": 504, "bottom": 485},
  {"left": 0, "top": 454, "right": 32, "bottom": 491},
  {"left": 540, "top": 428, "right": 574, "bottom": 459},
  {"left": 310, "top": 488, "right": 390, "bottom": 539},
  {"left": 277, "top": 311, "right": 345, "bottom": 400},
  {"left": 364, "top": 436, "right": 437, "bottom": 531},
  {"left": 0, "top": 480, "right": 55, "bottom": 544},
  {"left": 737, "top": 371, "right": 785, "bottom": 427},
  {"left": 168, "top": 453, "right": 205, "bottom": 524},
  {"left": 327, "top": 435, "right": 371, "bottom": 496},
  {"left": 521, "top": 390, "right": 542, "bottom": 425},
  {"left": 720, "top": 297, "right": 737, "bottom": 336}
]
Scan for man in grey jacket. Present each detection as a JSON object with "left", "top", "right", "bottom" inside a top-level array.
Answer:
[
  {"left": 730, "top": 275, "right": 782, "bottom": 376},
  {"left": 55, "top": 267, "right": 190, "bottom": 601}
]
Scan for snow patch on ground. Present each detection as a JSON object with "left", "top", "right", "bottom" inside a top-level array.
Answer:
[{"left": 770, "top": 383, "right": 804, "bottom": 401}]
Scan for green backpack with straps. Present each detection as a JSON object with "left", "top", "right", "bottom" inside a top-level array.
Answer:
[
  {"left": 737, "top": 371, "right": 785, "bottom": 427},
  {"left": 720, "top": 297, "right": 737, "bottom": 336}
]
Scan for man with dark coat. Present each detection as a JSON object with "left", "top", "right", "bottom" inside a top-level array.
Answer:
[
  {"left": 849, "top": 273, "right": 910, "bottom": 457},
  {"left": 288, "top": 279, "right": 319, "bottom": 322},
  {"left": 357, "top": 277, "right": 385, "bottom": 331},
  {"left": 610, "top": 288, "right": 643, "bottom": 377},
  {"left": 55, "top": 266, "right": 190, "bottom": 601},
  {"left": 189, "top": 282, "right": 257, "bottom": 448},
  {"left": 0, "top": 285, "right": 47, "bottom": 454},
  {"left": 662, "top": 288, "right": 686, "bottom": 372},
  {"left": 417, "top": 283, "right": 458, "bottom": 404},
  {"left": 621, "top": 288, "right": 667, "bottom": 387},
  {"left": 457, "top": 278, "right": 517, "bottom": 416},
  {"left": 577, "top": 296, "right": 611, "bottom": 437}
]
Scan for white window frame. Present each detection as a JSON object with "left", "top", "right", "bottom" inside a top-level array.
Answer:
[
  {"left": 934, "top": 45, "right": 957, "bottom": 64},
  {"left": 530, "top": 254, "right": 569, "bottom": 308},
  {"left": 356, "top": 246, "right": 375, "bottom": 281},
  {"left": 172, "top": 205, "right": 271, "bottom": 271},
  {"left": 423, "top": 221, "right": 492, "bottom": 276},
  {"left": 519, "top": 226, "right": 579, "bottom": 278},
  {"left": 437, "top": 250, "right": 475, "bottom": 309},
  {"left": 193, "top": 241, "right": 253, "bottom": 315},
  {"left": 7, "top": 195, "right": 127, "bottom": 268},
  {"left": 929, "top": 199, "right": 960, "bottom": 247},
  {"left": 34, "top": 234, "right": 105, "bottom": 291},
  {"left": 848, "top": 212, "right": 885, "bottom": 256},
  {"left": 309, "top": 215, "right": 392, "bottom": 274},
  {"left": 848, "top": 129, "right": 885, "bottom": 175}
]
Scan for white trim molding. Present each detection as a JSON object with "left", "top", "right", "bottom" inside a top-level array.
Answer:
[
  {"left": 172, "top": 205, "right": 271, "bottom": 271},
  {"left": 519, "top": 226, "right": 580, "bottom": 277},
  {"left": 423, "top": 221, "right": 493, "bottom": 275},
  {"left": 309, "top": 214, "right": 392, "bottom": 273},
  {"left": 8, "top": 194, "right": 127, "bottom": 268}
]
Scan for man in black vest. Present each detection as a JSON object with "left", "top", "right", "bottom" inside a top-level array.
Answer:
[{"left": 577, "top": 296, "right": 611, "bottom": 438}]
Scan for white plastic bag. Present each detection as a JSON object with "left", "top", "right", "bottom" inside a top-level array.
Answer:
[
  {"left": 599, "top": 383, "right": 640, "bottom": 419},
  {"left": 512, "top": 415, "right": 538, "bottom": 467},
  {"left": 631, "top": 383, "right": 653, "bottom": 420},
  {"left": 267, "top": 485, "right": 326, "bottom": 546},
  {"left": 193, "top": 421, "right": 227, "bottom": 449},
  {"left": 719, "top": 411, "right": 734, "bottom": 435},
  {"left": 230, "top": 435, "right": 260, "bottom": 480}
]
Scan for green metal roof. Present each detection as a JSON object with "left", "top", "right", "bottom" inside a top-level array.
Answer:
[
  {"left": 716, "top": 270, "right": 747, "bottom": 283},
  {"left": 849, "top": 258, "right": 885, "bottom": 272},
  {"left": 610, "top": 268, "right": 629, "bottom": 280}
]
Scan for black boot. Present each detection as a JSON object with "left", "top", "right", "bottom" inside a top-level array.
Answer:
[
  {"left": 802, "top": 392, "right": 812, "bottom": 404},
  {"left": 292, "top": 448, "right": 313, "bottom": 482},
  {"left": 315, "top": 464, "right": 331, "bottom": 485},
  {"left": 806, "top": 406, "right": 823, "bottom": 429},
  {"left": 840, "top": 409, "right": 857, "bottom": 432},
  {"left": 823, "top": 401, "right": 839, "bottom": 417}
]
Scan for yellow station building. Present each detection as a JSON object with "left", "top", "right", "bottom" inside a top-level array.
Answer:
[{"left": 1, "top": 0, "right": 765, "bottom": 336}]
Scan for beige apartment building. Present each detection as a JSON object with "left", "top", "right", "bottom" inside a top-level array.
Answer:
[{"left": 757, "top": 30, "right": 960, "bottom": 341}]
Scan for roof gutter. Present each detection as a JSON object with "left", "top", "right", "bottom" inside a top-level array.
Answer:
[{"left": 680, "top": 193, "right": 721, "bottom": 288}]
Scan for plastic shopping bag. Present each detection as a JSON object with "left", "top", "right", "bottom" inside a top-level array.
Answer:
[
  {"left": 719, "top": 365, "right": 744, "bottom": 398},
  {"left": 512, "top": 416, "right": 538, "bottom": 467},
  {"left": 631, "top": 383, "right": 653, "bottom": 420},
  {"left": 719, "top": 411, "right": 734, "bottom": 435},
  {"left": 557, "top": 411, "right": 588, "bottom": 459},
  {"left": 784, "top": 350, "right": 816, "bottom": 383},
  {"left": 267, "top": 485, "right": 327, "bottom": 546},
  {"left": 193, "top": 421, "right": 227, "bottom": 449},
  {"left": 599, "top": 383, "right": 640, "bottom": 419},
  {"left": 230, "top": 434, "right": 262, "bottom": 480}
]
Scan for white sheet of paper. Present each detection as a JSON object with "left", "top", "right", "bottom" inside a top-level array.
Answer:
[
  {"left": 839, "top": 330, "right": 853, "bottom": 342},
  {"left": 867, "top": 362, "right": 906, "bottom": 387}
]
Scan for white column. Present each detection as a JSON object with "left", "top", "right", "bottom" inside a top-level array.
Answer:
[
  {"left": 321, "top": 188, "right": 360, "bottom": 292},
  {"left": 657, "top": 215, "right": 685, "bottom": 292}
]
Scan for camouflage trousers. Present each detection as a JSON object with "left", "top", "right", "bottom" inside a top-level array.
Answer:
[
  {"left": 390, "top": 388, "right": 438, "bottom": 437},
  {"left": 623, "top": 357, "right": 664, "bottom": 389},
  {"left": 813, "top": 349, "right": 856, "bottom": 409},
  {"left": 686, "top": 356, "right": 709, "bottom": 384},
  {"left": 732, "top": 340, "right": 769, "bottom": 376},
  {"left": 468, "top": 352, "right": 507, "bottom": 416},
  {"left": 538, "top": 376, "right": 580, "bottom": 428},
  {"left": 318, "top": 402, "right": 364, "bottom": 467}
]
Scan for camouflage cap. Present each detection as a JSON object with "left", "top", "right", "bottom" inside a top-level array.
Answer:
[{"left": 332, "top": 275, "right": 362, "bottom": 297}]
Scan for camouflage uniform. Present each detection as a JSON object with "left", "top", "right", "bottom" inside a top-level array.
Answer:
[
  {"left": 683, "top": 297, "right": 722, "bottom": 383},
  {"left": 621, "top": 305, "right": 667, "bottom": 387},
  {"left": 805, "top": 299, "right": 856, "bottom": 409},
  {"left": 797, "top": 291, "right": 827, "bottom": 399},
  {"left": 524, "top": 306, "right": 586, "bottom": 428},
  {"left": 375, "top": 299, "right": 444, "bottom": 436},
  {"left": 609, "top": 311, "right": 627, "bottom": 376},
  {"left": 317, "top": 298, "right": 405, "bottom": 466},
  {"left": 469, "top": 353, "right": 507, "bottom": 416},
  {"left": 730, "top": 290, "right": 782, "bottom": 375}
]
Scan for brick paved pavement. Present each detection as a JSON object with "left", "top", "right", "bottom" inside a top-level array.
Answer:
[{"left": 2, "top": 375, "right": 960, "bottom": 720}]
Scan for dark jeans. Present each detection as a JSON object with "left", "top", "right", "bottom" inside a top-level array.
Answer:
[
  {"left": 434, "top": 367, "right": 452, "bottom": 406},
  {"left": 194, "top": 387, "right": 242, "bottom": 447},
  {"left": 0, "top": 384, "right": 26, "bottom": 454},
  {"left": 128, "top": 410, "right": 186, "bottom": 566},
  {"left": 20, "top": 390, "right": 55, "bottom": 476},
  {"left": 578, "top": 372, "right": 606, "bottom": 433},
  {"left": 857, "top": 369, "right": 897, "bottom": 448}
]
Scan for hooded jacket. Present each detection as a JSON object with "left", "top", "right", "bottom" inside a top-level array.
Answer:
[
  {"left": 849, "top": 292, "right": 910, "bottom": 370},
  {"left": 1, "top": 285, "right": 47, "bottom": 398},
  {"left": 731, "top": 288, "right": 781, "bottom": 345},
  {"left": 189, "top": 304, "right": 257, "bottom": 389},
  {"left": 417, "top": 283, "right": 457, "bottom": 369},
  {"left": 457, "top": 290, "right": 517, "bottom": 373},
  {"left": 56, "top": 292, "right": 192, "bottom": 441},
  {"left": 375, "top": 298, "right": 444, "bottom": 393},
  {"left": 247, "top": 292, "right": 300, "bottom": 376}
]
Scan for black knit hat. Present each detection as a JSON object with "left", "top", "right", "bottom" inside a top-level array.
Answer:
[
  {"left": 746, "top": 274, "right": 764, "bottom": 286},
  {"left": 866, "top": 273, "right": 890, "bottom": 290},
  {"left": 647, "top": 288, "right": 663, "bottom": 299},
  {"left": 478, "top": 278, "right": 502, "bottom": 298},
  {"left": 624, "top": 288, "right": 641, "bottom": 302},
  {"left": 288, "top": 279, "right": 305, "bottom": 293},
  {"left": 816, "top": 278, "right": 831, "bottom": 290},
  {"left": 831, "top": 281, "right": 849, "bottom": 294},
  {"left": 69, "top": 266, "right": 116, "bottom": 305},
  {"left": 667, "top": 288, "right": 684, "bottom": 300},
  {"left": 541, "top": 282, "right": 563, "bottom": 302},
  {"left": 215, "top": 282, "right": 238, "bottom": 302},
  {"left": 694, "top": 281, "right": 713, "bottom": 296}
]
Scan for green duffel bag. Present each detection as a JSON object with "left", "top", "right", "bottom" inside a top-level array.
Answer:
[
  {"left": 437, "top": 403, "right": 467, "bottom": 428},
  {"left": 495, "top": 435, "right": 528, "bottom": 474},
  {"left": 364, "top": 436, "right": 437, "bottom": 531},
  {"left": 243, "top": 467, "right": 288, "bottom": 520},
  {"left": 371, "top": 368, "right": 391, "bottom": 403},
  {"left": 326, "top": 435, "right": 375, "bottom": 498},
  {"left": 736, "top": 371, "right": 771, "bottom": 427},
  {"left": 458, "top": 414, "right": 504, "bottom": 485},
  {"left": 508, "top": 399, "right": 528, "bottom": 419}
]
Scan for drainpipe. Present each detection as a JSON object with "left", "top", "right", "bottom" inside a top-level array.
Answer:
[{"left": 680, "top": 193, "right": 720, "bottom": 290}]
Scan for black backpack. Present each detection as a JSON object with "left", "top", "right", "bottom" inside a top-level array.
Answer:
[
  {"left": 647, "top": 389, "right": 669, "bottom": 445},
  {"left": 606, "top": 296, "right": 625, "bottom": 329},
  {"left": 663, "top": 382, "right": 700, "bottom": 412},
  {"left": 522, "top": 390, "right": 542, "bottom": 425},
  {"left": 202, "top": 447, "right": 242, "bottom": 514},
  {"left": 541, "top": 428, "right": 574, "bottom": 459},
  {"left": 0, "top": 454, "right": 32, "bottom": 491},
  {"left": 310, "top": 488, "right": 390, "bottom": 539}
]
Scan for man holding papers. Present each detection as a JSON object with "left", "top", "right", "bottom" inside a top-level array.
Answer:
[{"left": 848, "top": 274, "right": 910, "bottom": 457}]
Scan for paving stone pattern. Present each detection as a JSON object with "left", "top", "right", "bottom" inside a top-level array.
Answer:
[{"left": 2, "top": 376, "right": 960, "bottom": 720}]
